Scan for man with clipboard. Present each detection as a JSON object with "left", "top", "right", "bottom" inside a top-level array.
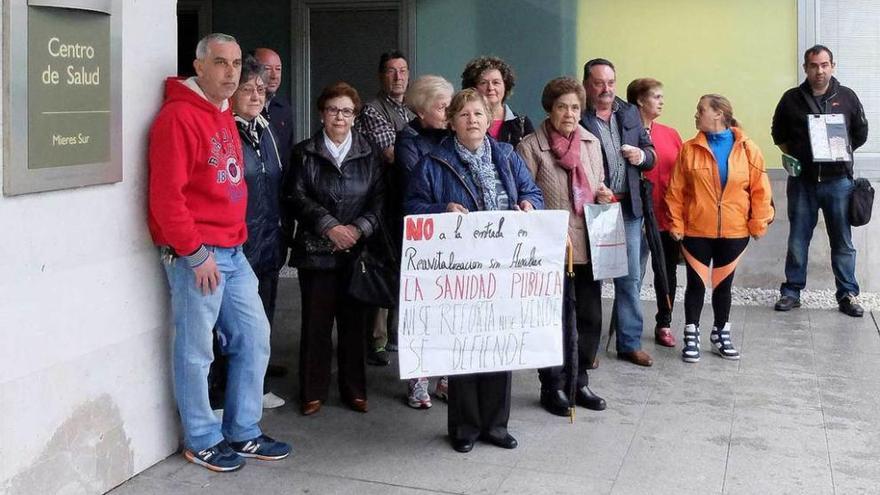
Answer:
[{"left": 771, "top": 45, "right": 869, "bottom": 317}]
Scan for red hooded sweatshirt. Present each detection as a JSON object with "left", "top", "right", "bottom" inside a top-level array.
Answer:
[{"left": 148, "top": 77, "right": 247, "bottom": 263}]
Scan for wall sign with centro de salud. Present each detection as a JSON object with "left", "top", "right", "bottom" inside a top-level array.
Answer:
[{"left": 3, "top": 0, "right": 122, "bottom": 195}]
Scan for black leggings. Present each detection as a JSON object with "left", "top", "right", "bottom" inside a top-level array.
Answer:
[{"left": 682, "top": 237, "right": 748, "bottom": 329}]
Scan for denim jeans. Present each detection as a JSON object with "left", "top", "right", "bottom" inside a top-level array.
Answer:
[
  {"left": 614, "top": 213, "right": 646, "bottom": 353},
  {"left": 163, "top": 246, "right": 270, "bottom": 451},
  {"left": 780, "top": 176, "right": 858, "bottom": 301}
]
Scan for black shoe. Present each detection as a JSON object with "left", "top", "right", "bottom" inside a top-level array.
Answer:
[
  {"left": 540, "top": 389, "right": 571, "bottom": 417},
  {"left": 774, "top": 295, "right": 801, "bottom": 311},
  {"left": 451, "top": 438, "right": 474, "bottom": 453},
  {"left": 481, "top": 433, "right": 518, "bottom": 450},
  {"left": 838, "top": 294, "right": 865, "bottom": 317},
  {"left": 366, "top": 347, "right": 390, "bottom": 366},
  {"left": 575, "top": 386, "right": 607, "bottom": 411},
  {"left": 266, "top": 364, "right": 288, "bottom": 377}
]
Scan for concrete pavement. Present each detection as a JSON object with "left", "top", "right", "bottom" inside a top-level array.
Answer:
[{"left": 110, "top": 279, "right": 880, "bottom": 495}]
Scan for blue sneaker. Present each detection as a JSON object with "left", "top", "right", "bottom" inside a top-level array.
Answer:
[
  {"left": 229, "top": 435, "right": 291, "bottom": 461},
  {"left": 184, "top": 440, "right": 244, "bottom": 472}
]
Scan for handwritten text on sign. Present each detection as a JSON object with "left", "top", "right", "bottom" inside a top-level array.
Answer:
[{"left": 397, "top": 210, "right": 569, "bottom": 379}]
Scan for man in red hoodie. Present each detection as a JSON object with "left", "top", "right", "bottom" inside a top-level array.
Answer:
[{"left": 148, "top": 33, "right": 290, "bottom": 472}]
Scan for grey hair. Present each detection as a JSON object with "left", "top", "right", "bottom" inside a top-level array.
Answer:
[
  {"left": 239, "top": 55, "right": 267, "bottom": 85},
  {"left": 405, "top": 75, "right": 454, "bottom": 115},
  {"left": 195, "top": 33, "right": 238, "bottom": 60}
]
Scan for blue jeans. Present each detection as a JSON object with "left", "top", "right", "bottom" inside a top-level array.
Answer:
[
  {"left": 780, "top": 176, "right": 858, "bottom": 302},
  {"left": 163, "top": 246, "right": 270, "bottom": 451},
  {"left": 614, "top": 213, "right": 646, "bottom": 353}
]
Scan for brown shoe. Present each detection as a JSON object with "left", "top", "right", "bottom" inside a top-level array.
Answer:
[
  {"left": 654, "top": 327, "right": 676, "bottom": 347},
  {"left": 349, "top": 398, "right": 369, "bottom": 413},
  {"left": 617, "top": 350, "right": 653, "bottom": 367},
  {"left": 301, "top": 400, "right": 322, "bottom": 416}
]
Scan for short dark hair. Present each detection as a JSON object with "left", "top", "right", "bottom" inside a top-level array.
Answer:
[
  {"left": 582, "top": 58, "right": 615, "bottom": 82},
  {"left": 541, "top": 77, "right": 586, "bottom": 113},
  {"left": 461, "top": 56, "right": 517, "bottom": 101},
  {"left": 378, "top": 50, "right": 407, "bottom": 73},
  {"left": 239, "top": 55, "right": 266, "bottom": 85},
  {"left": 316, "top": 81, "right": 362, "bottom": 114},
  {"left": 804, "top": 44, "right": 834, "bottom": 65},
  {"left": 626, "top": 78, "right": 663, "bottom": 106}
]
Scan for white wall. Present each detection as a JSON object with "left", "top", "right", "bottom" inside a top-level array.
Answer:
[{"left": 0, "top": 1, "right": 180, "bottom": 493}]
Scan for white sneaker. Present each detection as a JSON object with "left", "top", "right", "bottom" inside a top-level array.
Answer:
[
  {"left": 407, "top": 378, "right": 432, "bottom": 409},
  {"left": 262, "top": 392, "right": 286, "bottom": 409},
  {"left": 434, "top": 376, "right": 449, "bottom": 401}
]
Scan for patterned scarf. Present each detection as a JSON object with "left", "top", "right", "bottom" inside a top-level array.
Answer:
[
  {"left": 454, "top": 137, "right": 507, "bottom": 211},
  {"left": 545, "top": 120, "right": 592, "bottom": 215}
]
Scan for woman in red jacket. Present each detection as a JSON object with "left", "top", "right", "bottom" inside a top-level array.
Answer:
[
  {"left": 627, "top": 78, "right": 683, "bottom": 348},
  {"left": 666, "top": 94, "right": 774, "bottom": 363}
]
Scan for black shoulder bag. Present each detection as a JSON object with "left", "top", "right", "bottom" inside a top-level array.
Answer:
[
  {"left": 348, "top": 218, "right": 400, "bottom": 308},
  {"left": 849, "top": 178, "right": 874, "bottom": 227}
]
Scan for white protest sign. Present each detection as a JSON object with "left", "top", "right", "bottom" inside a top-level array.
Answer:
[{"left": 397, "top": 210, "right": 569, "bottom": 380}]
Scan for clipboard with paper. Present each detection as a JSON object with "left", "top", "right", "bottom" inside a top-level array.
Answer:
[{"left": 808, "top": 113, "right": 851, "bottom": 162}]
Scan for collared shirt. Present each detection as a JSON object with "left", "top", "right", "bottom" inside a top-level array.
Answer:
[
  {"left": 323, "top": 130, "right": 352, "bottom": 168},
  {"left": 356, "top": 94, "right": 411, "bottom": 151},
  {"left": 594, "top": 103, "right": 628, "bottom": 194}
]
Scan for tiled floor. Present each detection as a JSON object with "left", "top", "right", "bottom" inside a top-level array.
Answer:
[{"left": 110, "top": 280, "right": 880, "bottom": 494}]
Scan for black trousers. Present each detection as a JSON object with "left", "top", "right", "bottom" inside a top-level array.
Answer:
[
  {"left": 298, "top": 267, "right": 368, "bottom": 403},
  {"left": 448, "top": 371, "right": 512, "bottom": 442},
  {"left": 653, "top": 231, "right": 681, "bottom": 328},
  {"left": 538, "top": 263, "right": 602, "bottom": 392},
  {"left": 682, "top": 237, "right": 749, "bottom": 328}
]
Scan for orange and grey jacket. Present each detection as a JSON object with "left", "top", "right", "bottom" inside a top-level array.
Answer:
[{"left": 666, "top": 127, "right": 774, "bottom": 239}]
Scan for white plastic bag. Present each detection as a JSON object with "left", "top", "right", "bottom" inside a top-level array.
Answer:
[{"left": 585, "top": 203, "right": 629, "bottom": 280}]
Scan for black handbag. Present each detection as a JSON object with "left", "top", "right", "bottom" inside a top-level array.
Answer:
[
  {"left": 849, "top": 178, "right": 874, "bottom": 227},
  {"left": 348, "top": 221, "right": 399, "bottom": 308}
]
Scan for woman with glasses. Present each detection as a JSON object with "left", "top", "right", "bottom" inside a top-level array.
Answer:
[
  {"left": 281, "top": 82, "right": 385, "bottom": 415},
  {"left": 228, "top": 55, "right": 287, "bottom": 409}
]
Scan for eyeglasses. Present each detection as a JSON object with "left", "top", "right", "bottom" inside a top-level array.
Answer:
[
  {"left": 238, "top": 85, "right": 266, "bottom": 97},
  {"left": 383, "top": 68, "right": 409, "bottom": 76},
  {"left": 324, "top": 106, "right": 355, "bottom": 118}
]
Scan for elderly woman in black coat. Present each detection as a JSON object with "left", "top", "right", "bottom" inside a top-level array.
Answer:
[{"left": 282, "top": 82, "right": 385, "bottom": 416}]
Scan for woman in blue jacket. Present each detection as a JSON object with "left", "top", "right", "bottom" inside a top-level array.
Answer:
[
  {"left": 405, "top": 88, "right": 543, "bottom": 453},
  {"left": 394, "top": 75, "right": 454, "bottom": 409}
]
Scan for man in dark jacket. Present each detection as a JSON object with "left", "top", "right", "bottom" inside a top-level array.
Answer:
[
  {"left": 580, "top": 58, "right": 656, "bottom": 367},
  {"left": 356, "top": 51, "right": 416, "bottom": 365},
  {"left": 772, "top": 45, "right": 869, "bottom": 317},
  {"left": 254, "top": 47, "right": 293, "bottom": 170}
]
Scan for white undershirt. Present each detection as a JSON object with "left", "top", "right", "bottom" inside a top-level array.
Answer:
[{"left": 323, "top": 131, "right": 352, "bottom": 168}]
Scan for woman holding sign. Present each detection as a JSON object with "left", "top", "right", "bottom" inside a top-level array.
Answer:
[
  {"left": 282, "top": 82, "right": 385, "bottom": 415},
  {"left": 405, "top": 88, "right": 544, "bottom": 453},
  {"left": 517, "top": 77, "right": 614, "bottom": 417},
  {"left": 666, "top": 94, "right": 774, "bottom": 363}
]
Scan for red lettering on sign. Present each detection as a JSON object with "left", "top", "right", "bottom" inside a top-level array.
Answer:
[{"left": 405, "top": 218, "right": 434, "bottom": 241}]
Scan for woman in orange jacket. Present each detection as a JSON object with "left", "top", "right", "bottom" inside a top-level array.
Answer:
[{"left": 666, "top": 94, "right": 774, "bottom": 363}]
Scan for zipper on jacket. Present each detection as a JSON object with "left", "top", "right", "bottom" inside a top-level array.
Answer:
[
  {"left": 815, "top": 89, "right": 836, "bottom": 184},
  {"left": 432, "top": 155, "right": 482, "bottom": 209}
]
